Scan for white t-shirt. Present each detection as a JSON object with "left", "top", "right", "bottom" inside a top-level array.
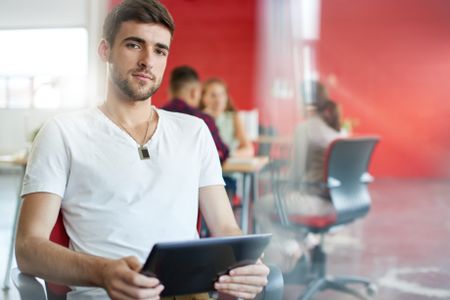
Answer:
[{"left": 21, "top": 108, "right": 224, "bottom": 299}]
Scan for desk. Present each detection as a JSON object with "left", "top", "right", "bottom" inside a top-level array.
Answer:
[
  {"left": 0, "top": 153, "right": 27, "bottom": 291},
  {"left": 255, "top": 135, "right": 292, "bottom": 145},
  {"left": 222, "top": 156, "right": 269, "bottom": 234}
]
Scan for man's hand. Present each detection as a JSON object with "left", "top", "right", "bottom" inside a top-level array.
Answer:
[
  {"left": 214, "top": 259, "right": 270, "bottom": 299},
  {"left": 101, "top": 256, "right": 164, "bottom": 300}
]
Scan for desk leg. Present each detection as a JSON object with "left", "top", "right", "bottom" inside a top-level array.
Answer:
[
  {"left": 240, "top": 173, "right": 251, "bottom": 234},
  {"left": 3, "top": 168, "right": 24, "bottom": 291}
]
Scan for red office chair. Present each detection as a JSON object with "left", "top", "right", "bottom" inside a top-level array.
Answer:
[
  {"left": 271, "top": 137, "right": 380, "bottom": 300},
  {"left": 45, "top": 212, "right": 70, "bottom": 299}
]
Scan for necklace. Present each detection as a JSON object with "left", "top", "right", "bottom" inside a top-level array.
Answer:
[{"left": 103, "top": 105, "right": 154, "bottom": 160}]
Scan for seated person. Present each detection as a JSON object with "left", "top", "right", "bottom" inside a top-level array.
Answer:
[
  {"left": 254, "top": 99, "right": 342, "bottom": 272},
  {"left": 200, "top": 78, "right": 255, "bottom": 201},
  {"left": 162, "top": 67, "right": 229, "bottom": 163},
  {"left": 291, "top": 99, "right": 342, "bottom": 202},
  {"left": 201, "top": 78, "right": 254, "bottom": 158},
  {"left": 15, "top": 1, "right": 269, "bottom": 300}
]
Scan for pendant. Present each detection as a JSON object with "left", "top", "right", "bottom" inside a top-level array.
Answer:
[{"left": 138, "top": 145, "right": 150, "bottom": 160}]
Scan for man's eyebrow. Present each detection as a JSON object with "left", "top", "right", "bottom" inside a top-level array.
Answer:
[
  {"left": 122, "top": 36, "right": 146, "bottom": 44},
  {"left": 155, "top": 42, "right": 170, "bottom": 51}
]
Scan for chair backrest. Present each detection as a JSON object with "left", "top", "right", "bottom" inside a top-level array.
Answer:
[
  {"left": 257, "top": 125, "right": 277, "bottom": 156},
  {"left": 324, "top": 137, "right": 380, "bottom": 226},
  {"left": 47, "top": 212, "right": 71, "bottom": 298}
]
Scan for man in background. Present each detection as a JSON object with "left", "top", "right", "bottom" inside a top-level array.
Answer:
[{"left": 162, "top": 66, "right": 229, "bottom": 163}]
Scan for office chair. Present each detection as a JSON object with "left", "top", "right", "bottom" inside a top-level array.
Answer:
[
  {"left": 11, "top": 212, "right": 284, "bottom": 300},
  {"left": 273, "top": 137, "right": 380, "bottom": 300}
]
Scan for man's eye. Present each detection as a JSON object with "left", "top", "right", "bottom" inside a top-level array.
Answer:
[
  {"left": 126, "top": 43, "right": 140, "bottom": 49},
  {"left": 155, "top": 48, "right": 168, "bottom": 56}
]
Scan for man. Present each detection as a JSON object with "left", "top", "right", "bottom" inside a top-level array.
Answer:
[
  {"left": 15, "top": 1, "right": 269, "bottom": 300},
  {"left": 162, "top": 66, "right": 229, "bottom": 163}
]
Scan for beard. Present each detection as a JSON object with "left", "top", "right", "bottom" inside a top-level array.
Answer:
[{"left": 111, "top": 66, "right": 161, "bottom": 101}]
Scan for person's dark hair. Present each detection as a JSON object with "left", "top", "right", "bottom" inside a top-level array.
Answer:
[
  {"left": 200, "top": 78, "right": 236, "bottom": 112},
  {"left": 103, "top": 0, "right": 175, "bottom": 46},
  {"left": 169, "top": 66, "right": 200, "bottom": 94},
  {"left": 316, "top": 99, "right": 341, "bottom": 132}
]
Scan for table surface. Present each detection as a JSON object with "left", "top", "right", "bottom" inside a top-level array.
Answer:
[
  {"left": 222, "top": 156, "right": 269, "bottom": 173},
  {"left": 0, "top": 153, "right": 27, "bottom": 166},
  {"left": 0, "top": 153, "right": 270, "bottom": 174},
  {"left": 254, "top": 135, "right": 292, "bottom": 145}
]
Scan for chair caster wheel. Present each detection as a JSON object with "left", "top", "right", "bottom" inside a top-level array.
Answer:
[{"left": 367, "top": 283, "right": 378, "bottom": 296}]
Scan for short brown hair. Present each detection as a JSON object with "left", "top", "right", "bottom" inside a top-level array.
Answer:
[
  {"left": 169, "top": 66, "right": 200, "bottom": 94},
  {"left": 103, "top": 0, "right": 175, "bottom": 46}
]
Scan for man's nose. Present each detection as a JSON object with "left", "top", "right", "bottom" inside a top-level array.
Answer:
[{"left": 138, "top": 49, "right": 155, "bottom": 70}]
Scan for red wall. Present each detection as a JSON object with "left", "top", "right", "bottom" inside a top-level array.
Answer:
[
  {"left": 318, "top": 0, "right": 450, "bottom": 178},
  {"left": 110, "top": 0, "right": 257, "bottom": 109}
]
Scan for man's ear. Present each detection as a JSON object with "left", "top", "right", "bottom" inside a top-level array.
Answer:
[
  {"left": 190, "top": 84, "right": 202, "bottom": 107},
  {"left": 98, "top": 39, "right": 111, "bottom": 63}
]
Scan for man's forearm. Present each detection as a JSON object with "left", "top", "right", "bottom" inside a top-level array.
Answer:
[
  {"left": 16, "top": 236, "right": 110, "bottom": 287},
  {"left": 214, "top": 225, "right": 242, "bottom": 237}
]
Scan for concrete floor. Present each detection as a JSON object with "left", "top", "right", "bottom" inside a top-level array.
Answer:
[
  {"left": 1, "top": 169, "right": 450, "bottom": 300},
  {"left": 284, "top": 179, "right": 450, "bottom": 300}
]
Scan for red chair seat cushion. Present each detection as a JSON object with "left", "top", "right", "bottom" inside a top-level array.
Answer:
[
  {"left": 271, "top": 211, "right": 337, "bottom": 229},
  {"left": 287, "top": 213, "right": 337, "bottom": 228}
]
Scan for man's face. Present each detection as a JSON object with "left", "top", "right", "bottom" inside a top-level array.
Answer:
[{"left": 103, "top": 21, "right": 171, "bottom": 101}]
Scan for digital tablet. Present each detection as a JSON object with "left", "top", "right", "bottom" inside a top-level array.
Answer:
[{"left": 140, "top": 233, "right": 272, "bottom": 297}]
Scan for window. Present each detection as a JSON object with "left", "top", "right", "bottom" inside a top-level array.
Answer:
[{"left": 0, "top": 28, "right": 88, "bottom": 109}]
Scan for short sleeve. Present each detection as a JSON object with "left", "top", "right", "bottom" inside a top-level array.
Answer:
[
  {"left": 198, "top": 122, "right": 225, "bottom": 188},
  {"left": 21, "top": 118, "right": 70, "bottom": 198}
]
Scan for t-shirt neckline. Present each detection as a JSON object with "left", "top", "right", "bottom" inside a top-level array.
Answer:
[{"left": 94, "top": 106, "right": 162, "bottom": 147}]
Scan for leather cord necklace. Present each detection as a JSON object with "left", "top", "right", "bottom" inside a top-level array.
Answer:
[{"left": 103, "top": 105, "right": 154, "bottom": 160}]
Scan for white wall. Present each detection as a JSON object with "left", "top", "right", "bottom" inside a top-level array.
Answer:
[
  {"left": 0, "top": 0, "right": 88, "bottom": 29},
  {"left": 0, "top": 0, "right": 108, "bottom": 154},
  {"left": 0, "top": 109, "right": 70, "bottom": 154}
]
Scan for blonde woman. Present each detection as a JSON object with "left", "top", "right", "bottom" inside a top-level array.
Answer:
[{"left": 201, "top": 78, "right": 254, "bottom": 157}]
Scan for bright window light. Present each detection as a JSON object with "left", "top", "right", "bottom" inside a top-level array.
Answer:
[
  {"left": 0, "top": 28, "right": 88, "bottom": 109},
  {"left": 0, "top": 28, "right": 87, "bottom": 76}
]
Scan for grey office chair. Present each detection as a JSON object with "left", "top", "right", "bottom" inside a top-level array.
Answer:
[
  {"left": 11, "top": 265, "right": 284, "bottom": 300},
  {"left": 273, "top": 137, "right": 380, "bottom": 300}
]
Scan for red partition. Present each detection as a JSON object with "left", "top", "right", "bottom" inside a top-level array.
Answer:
[
  {"left": 108, "top": 0, "right": 450, "bottom": 178},
  {"left": 318, "top": 0, "right": 450, "bottom": 178}
]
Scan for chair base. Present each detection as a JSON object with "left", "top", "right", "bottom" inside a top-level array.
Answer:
[{"left": 298, "top": 275, "right": 377, "bottom": 300}]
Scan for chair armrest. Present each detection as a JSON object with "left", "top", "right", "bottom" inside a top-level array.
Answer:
[
  {"left": 261, "top": 264, "right": 284, "bottom": 300},
  {"left": 11, "top": 267, "right": 47, "bottom": 300}
]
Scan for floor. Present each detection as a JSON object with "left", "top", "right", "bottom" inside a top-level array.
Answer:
[
  {"left": 1, "top": 169, "right": 450, "bottom": 300},
  {"left": 283, "top": 179, "right": 450, "bottom": 300}
]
